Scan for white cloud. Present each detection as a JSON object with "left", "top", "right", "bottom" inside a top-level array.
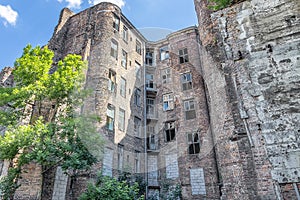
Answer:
[
  {"left": 0, "top": 5, "right": 18, "bottom": 26},
  {"left": 89, "top": 0, "right": 125, "bottom": 8},
  {"left": 57, "top": 0, "right": 82, "bottom": 9}
]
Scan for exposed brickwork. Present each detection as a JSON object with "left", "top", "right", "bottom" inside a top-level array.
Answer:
[{"left": 194, "top": 0, "right": 300, "bottom": 199}]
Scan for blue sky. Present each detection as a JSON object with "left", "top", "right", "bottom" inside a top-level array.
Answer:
[{"left": 0, "top": 0, "right": 198, "bottom": 70}]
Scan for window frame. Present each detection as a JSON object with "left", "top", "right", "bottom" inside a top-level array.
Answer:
[
  {"left": 121, "top": 49, "right": 128, "bottom": 69},
  {"left": 113, "top": 13, "right": 120, "bottom": 32},
  {"left": 184, "top": 99, "right": 196, "bottom": 120},
  {"left": 122, "top": 26, "right": 128, "bottom": 42},
  {"left": 135, "top": 61, "right": 141, "bottom": 79},
  {"left": 108, "top": 70, "right": 116, "bottom": 93},
  {"left": 134, "top": 88, "right": 141, "bottom": 106},
  {"left": 181, "top": 72, "right": 193, "bottom": 91},
  {"left": 120, "top": 77, "right": 126, "bottom": 98},
  {"left": 110, "top": 39, "right": 118, "bottom": 59},
  {"left": 187, "top": 132, "right": 200, "bottom": 154},
  {"left": 134, "top": 150, "right": 140, "bottom": 173},
  {"left": 118, "top": 108, "right": 125, "bottom": 132},
  {"left": 134, "top": 116, "right": 142, "bottom": 137},
  {"left": 117, "top": 144, "right": 124, "bottom": 171},
  {"left": 106, "top": 104, "right": 115, "bottom": 131},
  {"left": 163, "top": 93, "right": 174, "bottom": 111},
  {"left": 164, "top": 121, "right": 176, "bottom": 142},
  {"left": 179, "top": 48, "right": 189, "bottom": 64},
  {"left": 160, "top": 46, "right": 169, "bottom": 61},
  {"left": 161, "top": 68, "right": 171, "bottom": 84},
  {"left": 136, "top": 40, "right": 142, "bottom": 55}
]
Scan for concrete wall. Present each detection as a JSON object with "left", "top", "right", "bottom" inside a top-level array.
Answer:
[{"left": 194, "top": 0, "right": 300, "bottom": 199}]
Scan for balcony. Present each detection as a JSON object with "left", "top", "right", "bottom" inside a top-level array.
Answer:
[
  {"left": 147, "top": 138, "right": 159, "bottom": 153},
  {"left": 146, "top": 111, "right": 158, "bottom": 121}
]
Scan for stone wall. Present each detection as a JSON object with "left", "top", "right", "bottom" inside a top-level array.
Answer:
[{"left": 194, "top": 0, "right": 300, "bottom": 199}]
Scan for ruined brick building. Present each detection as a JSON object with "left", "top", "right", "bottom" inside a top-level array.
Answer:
[{"left": 0, "top": 0, "right": 300, "bottom": 199}]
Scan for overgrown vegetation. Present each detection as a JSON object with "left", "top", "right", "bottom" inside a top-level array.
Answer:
[
  {"left": 148, "top": 178, "right": 182, "bottom": 200},
  {"left": 0, "top": 45, "right": 103, "bottom": 199},
  {"left": 208, "top": 0, "right": 232, "bottom": 10},
  {"left": 79, "top": 172, "right": 145, "bottom": 200}
]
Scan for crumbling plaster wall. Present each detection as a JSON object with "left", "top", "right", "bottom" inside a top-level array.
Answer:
[{"left": 194, "top": 0, "right": 300, "bottom": 199}]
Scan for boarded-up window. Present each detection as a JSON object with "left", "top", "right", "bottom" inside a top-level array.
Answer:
[
  {"left": 117, "top": 145, "right": 124, "bottom": 171},
  {"left": 120, "top": 77, "right": 126, "bottom": 98},
  {"left": 118, "top": 108, "right": 125, "bottom": 131}
]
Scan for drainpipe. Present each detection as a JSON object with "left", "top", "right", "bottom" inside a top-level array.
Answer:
[{"left": 143, "top": 42, "right": 148, "bottom": 199}]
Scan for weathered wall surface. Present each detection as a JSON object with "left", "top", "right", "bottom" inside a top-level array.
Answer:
[{"left": 194, "top": 0, "right": 300, "bottom": 199}]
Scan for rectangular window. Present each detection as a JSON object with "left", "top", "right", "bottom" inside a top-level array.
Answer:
[
  {"left": 135, "top": 61, "right": 141, "bottom": 79},
  {"left": 184, "top": 99, "right": 196, "bottom": 120},
  {"left": 134, "top": 151, "right": 140, "bottom": 173},
  {"left": 187, "top": 132, "right": 200, "bottom": 154},
  {"left": 136, "top": 40, "right": 142, "bottom": 55},
  {"left": 121, "top": 50, "right": 127, "bottom": 68},
  {"left": 145, "top": 48, "right": 153, "bottom": 66},
  {"left": 122, "top": 26, "right": 128, "bottom": 42},
  {"left": 113, "top": 14, "right": 120, "bottom": 31},
  {"left": 120, "top": 77, "right": 126, "bottom": 98},
  {"left": 161, "top": 68, "right": 171, "bottom": 84},
  {"left": 110, "top": 39, "right": 118, "bottom": 59},
  {"left": 106, "top": 104, "right": 115, "bottom": 131},
  {"left": 160, "top": 46, "right": 169, "bottom": 61},
  {"left": 179, "top": 48, "right": 189, "bottom": 63},
  {"left": 118, "top": 108, "right": 125, "bottom": 131},
  {"left": 163, "top": 93, "right": 174, "bottom": 111},
  {"left": 134, "top": 117, "right": 142, "bottom": 137},
  {"left": 147, "top": 125, "right": 156, "bottom": 150},
  {"left": 146, "top": 74, "right": 154, "bottom": 89},
  {"left": 165, "top": 121, "right": 176, "bottom": 142},
  {"left": 146, "top": 98, "right": 155, "bottom": 118},
  {"left": 108, "top": 70, "right": 116, "bottom": 93},
  {"left": 134, "top": 88, "right": 141, "bottom": 106},
  {"left": 181, "top": 73, "right": 193, "bottom": 91},
  {"left": 117, "top": 145, "right": 124, "bottom": 171}
]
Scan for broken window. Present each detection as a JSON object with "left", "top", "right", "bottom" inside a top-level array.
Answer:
[
  {"left": 117, "top": 145, "right": 124, "bottom": 170},
  {"left": 179, "top": 48, "right": 189, "bottom": 64},
  {"left": 106, "top": 104, "right": 115, "bottom": 131},
  {"left": 187, "top": 132, "right": 200, "bottom": 154},
  {"left": 122, "top": 26, "right": 128, "bottom": 42},
  {"left": 136, "top": 40, "right": 142, "bottom": 55},
  {"left": 120, "top": 77, "right": 126, "bottom": 98},
  {"left": 184, "top": 99, "right": 196, "bottom": 120},
  {"left": 113, "top": 13, "right": 120, "bottom": 32},
  {"left": 163, "top": 93, "right": 174, "bottom": 111},
  {"left": 108, "top": 70, "right": 116, "bottom": 93},
  {"left": 165, "top": 121, "right": 176, "bottom": 142},
  {"left": 162, "top": 68, "right": 171, "bottom": 84},
  {"left": 134, "top": 150, "right": 140, "bottom": 173},
  {"left": 160, "top": 46, "right": 169, "bottom": 61},
  {"left": 146, "top": 48, "right": 154, "bottom": 66},
  {"left": 110, "top": 39, "right": 118, "bottom": 59},
  {"left": 134, "top": 116, "right": 142, "bottom": 137},
  {"left": 118, "top": 108, "right": 125, "bottom": 131},
  {"left": 181, "top": 73, "right": 193, "bottom": 91},
  {"left": 121, "top": 50, "right": 127, "bottom": 68},
  {"left": 134, "top": 88, "right": 141, "bottom": 106}
]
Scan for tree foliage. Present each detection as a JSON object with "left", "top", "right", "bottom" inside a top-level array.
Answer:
[
  {"left": 208, "top": 0, "right": 232, "bottom": 10},
  {"left": 0, "top": 45, "right": 103, "bottom": 199}
]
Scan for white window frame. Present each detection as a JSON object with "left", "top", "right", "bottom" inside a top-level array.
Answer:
[
  {"left": 121, "top": 50, "right": 127, "bottom": 69},
  {"left": 122, "top": 26, "right": 128, "bottom": 42},
  {"left": 106, "top": 104, "right": 115, "bottom": 131},
  {"left": 163, "top": 93, "right": 174, "bottom": 111},
  {"left": 162, "top": 68, "right": 171, "bottom": 84},
  {"left": 160, "top": 46, "right": 169, "bottom": 61}
]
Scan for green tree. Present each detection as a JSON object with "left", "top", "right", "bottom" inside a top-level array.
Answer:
[
  {"left": 0, "top": 45, "right": 103, "bottom": 199},
  {"left": 79, "top": 174, "right": 144, "bottom": 200}
]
